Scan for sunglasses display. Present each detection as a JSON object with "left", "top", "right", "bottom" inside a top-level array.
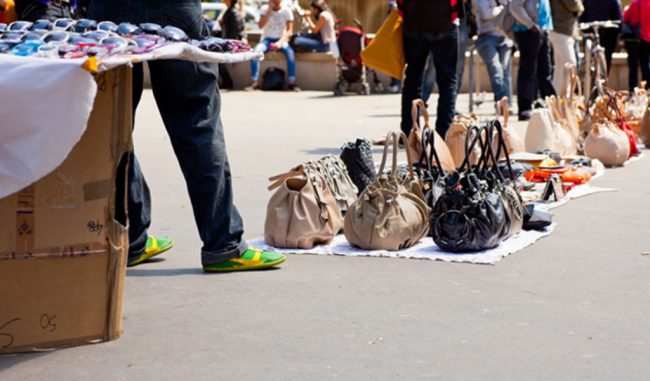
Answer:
[{"left": 0, "top": 19, "right": 252, "bottom": 60}]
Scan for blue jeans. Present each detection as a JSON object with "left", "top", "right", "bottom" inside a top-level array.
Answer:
[
  {"left": 475, "top": 34, "right": 513, "bottom": 106},
  {"left": 293, "top": 33, "right": 329, "bottom": 53},
  {"left": 251, "top": 38, "right": 296, "bottom": 81},
  {"left": 89, "top": 0, "right": 247, "bottom": 266},
  {"left": 401, "top": 26, "right": 459, "bottom": 138}
]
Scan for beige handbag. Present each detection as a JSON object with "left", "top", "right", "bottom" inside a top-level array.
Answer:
[
  {"left": 525, "top": 106, "right": 576, "bottom": 156},
  {"left": 304, "top": 156, "right": 358, "bottom": 216},
  {"left": 640, "top": 104, "right": 650, "bottom": 146},
  {"left": 445, "top": 116, "right": 480, "bottom": 168},
  {"left": 407, "top": 99, "right": 455, "bottom": 172},
  {"left": 584, "top": 122, "right": 630, "bottom": 167},
  {"left": 495, "top": 97, "right": 525, "bottom": 156},
  {"left": 344, "top": 131, "right": 430, "bottom": 251},
  {"left": 265, "top": 165, "right": 342, "bottom": 249},
  {"left": 558, "top": 64, "right": 583, "bottom": 140}
]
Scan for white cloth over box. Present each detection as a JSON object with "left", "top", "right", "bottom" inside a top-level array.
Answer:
[{"left": 0, "top": 44, "right": 262, "bottom": 198}]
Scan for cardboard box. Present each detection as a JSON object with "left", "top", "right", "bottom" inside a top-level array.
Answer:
[{"left": 0, "top": 66, "right": 132, "bottom": 353}]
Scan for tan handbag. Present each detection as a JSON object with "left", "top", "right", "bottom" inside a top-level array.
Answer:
[
  {"left": 559, "top": 64, "right": 582, "bottom": 140},
  {"left": 304, "top": 156, "right": 358, "bottom": 216},
  {"left": 495, "top": 97, "right": 525, "bottom": 156},
  {"left": 344, "top": 131, "right": 430, "bottom": 251},
  {"left": 265, "top": 165, "right": 342, "bottom": 249},
  {"left": 407, "top": 99, "right": 455, "bottom": 172},
  {"left": 445, "top": 115, "right": 480, "bottom": 168},
  {"left": 640, "top": 104, "right": 650, "bottom": 145},
  {"left": 525, "top": 106, "right": 576, "bottom": 156},
  {"left": 584, "top": 122, "right": 630, "bottom": 167}
]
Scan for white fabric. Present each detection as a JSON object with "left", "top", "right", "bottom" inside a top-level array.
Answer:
[
  {"left": 249, "top": 226, "right": 555, "bottom": 265},
  {"left": 548, "top": 31, "right": 577, "bottom": 95},
  {"left": 320, "top": 11, "right": 336, "bottom": 44},
  {"left": 0, "top": 55, "right": 97, "bottom": 199},
  {"left": 261, "top": 6, "right": 294, "bottom": 40},
  {"left": 0, "top": 46, "right": 262, "bottom": 199}
]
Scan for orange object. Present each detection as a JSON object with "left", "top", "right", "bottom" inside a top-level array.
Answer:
[
  {"left": 0, "top": 0, "right": 17, "bottom": 24},
  {"left": 525, "top": 166, "right": 592, "bottom": 185}
]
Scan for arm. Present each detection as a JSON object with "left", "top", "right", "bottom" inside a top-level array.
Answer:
[
  {"left": 307, "top": 13, "right": 327, "bottom": 33},
  {"left": 623, "top": 0, "right": 640, "bottom": 25},
  {"left": 509, "top": 0, "right": 536, "bottom": 29},
  {"left": 275, "top": 20, "right": 293, "bottom": 47},
  {"left": 259, "top": 6, "right": 272, "bottom": 28}
]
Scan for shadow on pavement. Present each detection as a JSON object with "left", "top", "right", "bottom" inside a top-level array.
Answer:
[{"left": 0, "top": 352, "right": 48, "bottom": 373}]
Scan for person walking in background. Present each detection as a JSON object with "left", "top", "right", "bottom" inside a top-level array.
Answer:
[
  {"left": 247, "top": 0, "right": 300, "bottom": 91},
  {"left": 14, "top": 0, "right": 74, "bottom": 21},
  {"left": 549, "top": 0, "right": 584, "bottom": 94},
  {"left": 218, "top": 0, "right": 246, "bottom": 90},
  {"left": 580, "top": 0, "right": 622, "bottom": 73},
  {"left": 474, "top": 0, "right": 514, "bottom": 110},
  {"left": 511, "top": 0, "right": 556, "bottom": 121},
  {"left": 624, "top": 0, "right": 650, "bottom": 88},
  {"left": 293, "top": 0, "right": 337, "bottom": 54},
  {"left": 622, "top": 3, "right": 642, "bottom": 91},
  {"left": 398, "top": 0, "right": 460, "bottom": 138}
]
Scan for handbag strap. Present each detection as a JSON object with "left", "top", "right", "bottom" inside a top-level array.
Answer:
[
  {"left": 378, "top": 131, "right": 416, "bottom": 178},
  {"left": 411, "top": 99, "right": 429, "bottom": 133},
  {"left": 496, "top": 97, "right": 509, "bottom": 129},
  {"left": 267, "top": 166, "right": 305, "bottom": 191},
  {"left": 422, "top": 127, "right": 444, "bottom": 179}
]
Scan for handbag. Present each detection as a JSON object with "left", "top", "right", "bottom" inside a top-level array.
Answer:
[
  {"left": 417, "top": 126, "right": 448, "bottom": 236},
  {"left": 344, "top": 131, "right": 430, "bottom": 251},
  {"left": 584, "top": 122, "right": 630, "bottom": 167},
  {"left": 360, "top": 9, "right": 404, "bottom": 79},
  {"left": 445, "top": 115, "right": 481, "bottom": 169},
  {"left": 525, "top": 106, "right": 576, "bottom": 156},
  {"left": 408, "top": 99, "right": 456, "bottom": 173},
  {"left": 304, "top": 155, "right": 358, "bottom": 216},
  {"left": 260, "top": 67, "right": 286, "bottom": 91},
  {"left": 340, "top": 138, "right": 377, "bottom": 195},
  {"left": 264, "top": 165, "right": 342, "bottom": 249},
  {"left": 640, "top": 103, "right": 650, "bottom": 145},
  {"left": 496, "top": 97, "right": 525, "bottom": 155},
  {"left": 431, "top": 124, "right": 509, "bottom": 253}
]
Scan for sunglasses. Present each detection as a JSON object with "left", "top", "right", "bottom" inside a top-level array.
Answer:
[
  {"left": 97, "top": 21, "right": 118, "bottom": 33},
  {"left": 36, "top": 43, "right": 60, "bottom": 58},
  {"left": 11, "top": 40, "right": 44, "bottom": 56},
  {"left": 1, "top": 32, "right": 25, "bottom": 44},
  {"left": 83, "top": 30, "right": 110, "bottom": 42},
  {"left": 117, "top": 22, "right": 142, "bottom": 37},
  {"left": 74, "top": 19, "right": 98, "bottom": 33},
  {"left": 53, "top": 18, "right": 76, "bottom": 31},
  {"left": 42, "top": 31, "right": 70, "bottom": 43},
  {"left": 31, "top": 19, "right": 53, "bottom": 31},
  {"left": 140, "top": 22, "right": 162, "bottom": 35},
  {"left": 157, "top": 25, "right": 188, "bottom": 42},
  {"left": 195, "top": 37, "right": 226, "bottom": 52},
  {"left": 8, "top": 21, "right": 33, "bottom": 32},
  {"left": 0, "top": 23, "right": 6, "bottom": 33}
]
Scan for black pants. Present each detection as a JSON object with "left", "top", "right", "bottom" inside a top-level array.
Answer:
[
  {"left": 514, "top": 30, "right": 555, "bottom": 115},
  {"left": 16, "top": 0, "right": 73, "bottom": 22},
  {"left": 598, "top": 28, "right": 619, "bottom": 73},
  {"left": 401, "top": 26, "right": 459, "bottom": 138},
  {"left": 625, "top": 40, "right": 642, "bottom": 91}
]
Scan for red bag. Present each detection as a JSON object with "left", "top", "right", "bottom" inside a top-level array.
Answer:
[{"left": 607, "top": 92, "right": 639, "bottom": 157}]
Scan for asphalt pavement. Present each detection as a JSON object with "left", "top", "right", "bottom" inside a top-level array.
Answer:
[{"left": 1, "top": 90, "right": 649, "bottom": 381}]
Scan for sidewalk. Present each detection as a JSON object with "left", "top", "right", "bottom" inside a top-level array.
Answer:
[{"left": 1, "top": 91, "right": 649, "bottom": 381}]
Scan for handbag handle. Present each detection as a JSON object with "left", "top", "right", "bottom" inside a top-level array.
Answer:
[
  {"left": 497, "top": 97, "right": 509, "bottom": 129},
  {"left": 422, "top": 127, "right": 444, "bottom": 180},
  {"left": 377, "top": 131, "right": 415, "bottom": 178},
  {"left": 411, "top": 99, "right": 429, "bottom": 132}
]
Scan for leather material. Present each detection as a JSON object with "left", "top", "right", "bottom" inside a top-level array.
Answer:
[
  {"left": 641, "top": 104, "right": 650, "bottom": 146},
  {"left": 407, "top": 99, "right": 456, "bottom": 173},
  {"left": 264, "top": 166, "right": 342, "bottom": 249},
  {"left": 344, "top": 131, "right": 430, "bottom": 251},
  {"left": 584, "top": 123, "right": 630, "bottom": 167},
  {"left": 340, "top": 138, "right": 377, "bottom": 196},
  {"left": 304, "top": 155, "right": 358, "bottom": 216}
]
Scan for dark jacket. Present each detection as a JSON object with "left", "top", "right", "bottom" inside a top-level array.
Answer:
[
  {"left": 397, "top": 0, "right": 459, "bottom": 38},
  {"left": 550, "top": 0, "right": 584, "bottom": 36},
  {"left": 579, "top": 0, "right": 621, "bottom": 22}
]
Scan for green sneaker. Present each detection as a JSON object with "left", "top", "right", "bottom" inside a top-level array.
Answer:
[
  {"left": 203, "top": 248, "right": 286, "bottom": 272},
  {"left": 127, "top": 236, "right": 174, "bottom": 267}
]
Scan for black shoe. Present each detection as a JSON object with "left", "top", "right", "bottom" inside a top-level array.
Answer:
[{"left": 518, "top": 111, "right": 532, "bottom": 121}]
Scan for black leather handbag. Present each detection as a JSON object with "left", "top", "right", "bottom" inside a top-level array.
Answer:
[
  {"left": 430, "top": 124, "right": 509, "bottom": 253},
  {"left": 415, "top": 127, "right": 448, "bottom": 235},
  {"left": 340, "top": 138, "right": 377, "bottom": 195}
]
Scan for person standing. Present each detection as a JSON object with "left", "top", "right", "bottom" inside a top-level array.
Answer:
[
  {"left": 579, "top": 0, "right": 622, "bottom": 73},
  {"left": 474, "top": 0, "right": 514, "bottom": 110},
  {"left": 87, "top": 0, "right": 286, "bottom": 272},
  {"left": 247, "top": 0, "right": 300, "bottom": 91},
  {"left": 548, "top": 0, "right": 584, "bottom": 94},
  {"left": 624, "top": 0, "right": 650, "bottom": 88},
  {"left": 511, "top": 0, "right": 556, "bottom": 121},
  {"left": 218, "top": 0, "right": 246, "bottom": 90},
  {"left": 398, "top": 0, "right": 460, "bottom": 139}
]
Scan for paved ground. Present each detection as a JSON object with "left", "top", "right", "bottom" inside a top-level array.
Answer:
[{"left": 1, "top": 91, "right": 649, "bottom": 380}]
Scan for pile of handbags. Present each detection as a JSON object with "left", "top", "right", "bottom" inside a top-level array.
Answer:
[
  {"left": 265, "top": 100, "right": 528, "bottom": 254},
  {"left": 0, "top": 19, "right": 250, "bottom": 59}
]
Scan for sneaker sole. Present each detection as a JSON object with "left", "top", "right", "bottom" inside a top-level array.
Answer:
[
  {"left": 203, "top": 257, "right": 286, "bottom": 273},
  {"left": 127, "top": 243, "right": 174, "bottom": 267}
]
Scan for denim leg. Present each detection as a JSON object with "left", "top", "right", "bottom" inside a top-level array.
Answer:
[
  {"left": 456, "top": 19, "right": 469, "bottom": 93},
  {"left": 293, "top": 35, "right": 329, "bottom": 52},
  {"left": 148, "top": 60, "right": 246, "bottom": 265},
  {"left": 430, "top": 26, "right": 459, "bottom": 138},
  {"left": 401, "top": 35, "right": 430, "bottom": 135},
  {"left": 251, "top": 40, "right": 271, "bottom": 81},
  {"left": 279, "top": 44, "right": 297, "bottom": 81},
  {"left": 476, "top": 35, "right": 505, "bottom": 103},
  {"left": 498, "top": 40, "right": 514, "bottom": 107},
  {"left": 421, "top": 53, "right": 436, "bottom": 103},
  {"left": 515, "top": 30, "right": 541, "bottom": 114},
  {"left": 537, "top": 32, "right": 556, "bottom": 98}
]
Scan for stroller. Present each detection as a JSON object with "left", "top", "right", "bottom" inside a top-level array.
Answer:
[{"left": 334, "top": 19, "right": 385, "bottom": 96}]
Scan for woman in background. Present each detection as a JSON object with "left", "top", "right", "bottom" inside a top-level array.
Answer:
[
  {"left": 219, "top": 0, "right": 246, "bottom": 89},
  {"left": 293, "top": 0, "right": 337, "bottom": 55}
]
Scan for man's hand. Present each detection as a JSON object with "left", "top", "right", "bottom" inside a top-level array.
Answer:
[{"left": 530, "top": 24, "right": 541, "bottom": 34}]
